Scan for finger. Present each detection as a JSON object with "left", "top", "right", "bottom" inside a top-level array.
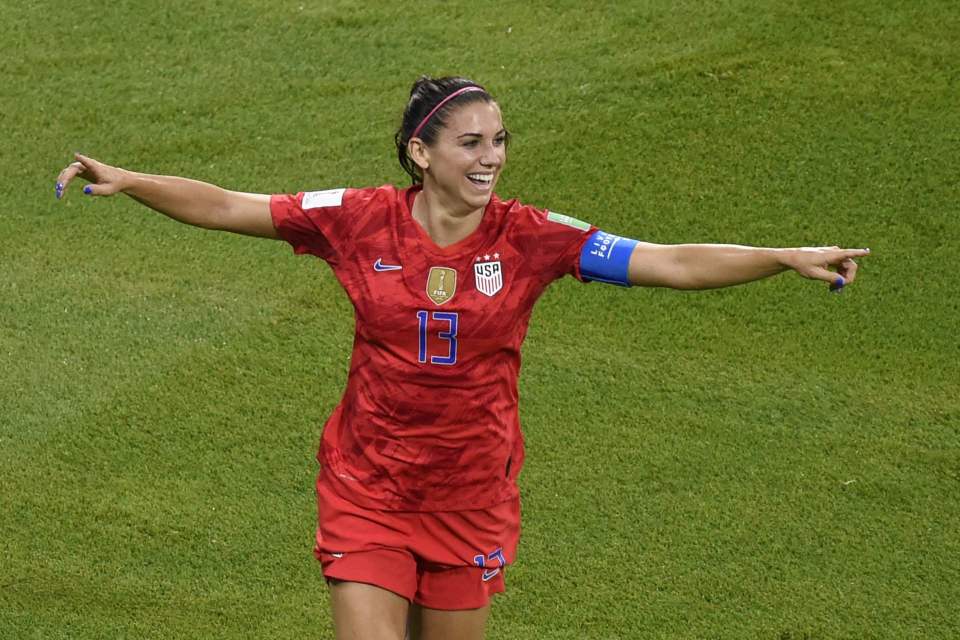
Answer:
[
  {"left": 804, "top": 265, "right": 842, "bottom": 286},
  {"left": 828, "top": 258, "right": 860, "bottom": 293},
  {"left": 832, "top": 248, "right": 871, "bottom": 262},
  {"left": 843, "top": 249, "right": 870, "bottom": 260},
  {"left": 56, "top": 161, "right": 84, "bottom": 184},
  {"left": 837, "top": 258, "right": 859, "bottom": 286},
  {"left": 55, "top": 161, "right": 86, "bottom": 199},
  {"left": 74, "top": 152, "right": 100, "bottom": 171}
]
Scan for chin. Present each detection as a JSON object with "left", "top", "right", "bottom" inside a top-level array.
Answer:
[
  {"left": 456, "top": 186, "right": 490, "bottom": 210},
  {"left": 467, "top": 181, "right": 498, "bottom": 207},
  {"left": 466, "top": 192, "right": 493, "bottom": 210}
]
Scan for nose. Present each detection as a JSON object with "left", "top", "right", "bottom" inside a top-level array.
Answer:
[{"left": 479, "top": 141, "right": 503, "bottom": 167}]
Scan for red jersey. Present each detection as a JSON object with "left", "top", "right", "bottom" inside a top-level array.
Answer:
[{"left": 271, "top": 184, "right": 595, "bottom": 511}]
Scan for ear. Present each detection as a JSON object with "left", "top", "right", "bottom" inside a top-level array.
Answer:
[{"left": 407, "top": 138, "right": 430, "bottom": 173}]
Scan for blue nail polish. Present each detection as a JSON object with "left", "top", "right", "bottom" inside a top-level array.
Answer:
[
  {"left": 55, "top": 183, "right": 63, "bottom": 199},
  {"left": 830, "top": 276, "right": 845, "bottom": 293},
  {"left": 83, "top": 185, "right": 92, "bottom": 195}
]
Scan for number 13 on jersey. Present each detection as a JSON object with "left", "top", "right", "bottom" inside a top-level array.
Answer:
[{"left": 417, "top": 310, "right": 459, "bottom": 366}]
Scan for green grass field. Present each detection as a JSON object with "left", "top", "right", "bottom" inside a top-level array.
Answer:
[{"left": 2, "top": 1, "right": 958, "bottom": 638}]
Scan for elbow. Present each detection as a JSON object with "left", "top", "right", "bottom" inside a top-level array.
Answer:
[
  {"left": 202, "top": 215, "right": 231, "bottom": 232},
  {"left": 665, "top": 275, "right": 708, "bottom": 290},
  {"left": 203, "top": 190, "right": 240, "bottom": 231}
]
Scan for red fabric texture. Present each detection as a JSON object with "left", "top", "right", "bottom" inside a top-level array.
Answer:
[
  {"left": 315, "top": 473, "right": 518, "bottom": 609},
  {"left": 271, "top": 184, "right": 594, "bottom": 511}
]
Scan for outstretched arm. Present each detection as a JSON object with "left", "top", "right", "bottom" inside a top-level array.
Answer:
[
  {"left": 55, "top": 153, "right": 277, "bottom": 239},
  {"left": 627, "top": 242, "right": 870, "bottom": 290}
]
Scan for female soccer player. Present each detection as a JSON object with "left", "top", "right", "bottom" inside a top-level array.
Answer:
[{"left": 55, "top": 75, "right": 868, "bottom": 640}]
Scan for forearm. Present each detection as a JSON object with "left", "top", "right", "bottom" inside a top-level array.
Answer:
[
  {"left": 672, "top": 244, "right": 790, "bottom": 289},
  {"left": 120, "top": 170, "right": 234, "bottom": 230},
  {"left": 630, "top": 243, "right": 791, "bottom": 289},
  {"left": 57, "top": 154, "right": 277, "bottom": 238},
  {"left": 626, "top": 240, "right": 868, "bottom": 290}
]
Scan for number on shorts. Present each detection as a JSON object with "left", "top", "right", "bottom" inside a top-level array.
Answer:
[{"left": 473, "top": 547, "right": 505, "bottom": 582}]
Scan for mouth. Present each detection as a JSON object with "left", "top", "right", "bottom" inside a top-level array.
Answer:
[{"left": 466, "top": 172, "right": 495, "bottom": 189}]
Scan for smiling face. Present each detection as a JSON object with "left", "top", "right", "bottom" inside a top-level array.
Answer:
[{"left": 410, "top": 100, "right": 508, "bottom": 216}]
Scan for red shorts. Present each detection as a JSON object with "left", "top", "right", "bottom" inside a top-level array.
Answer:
[{"left": 314, "top": 473, "right": 520, "bottom": 610}]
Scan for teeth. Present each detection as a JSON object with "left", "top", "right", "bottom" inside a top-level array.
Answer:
[{"left": 467, "top": 173, "right": 493, "bottom": 183}]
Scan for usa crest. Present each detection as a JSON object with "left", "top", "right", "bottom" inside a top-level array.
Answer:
[
  {"left": 426, "top": 266, "right": 457, "bottom": 305},
  {"left": 474, "top": 260, "right": 503, "bottom": 297}
]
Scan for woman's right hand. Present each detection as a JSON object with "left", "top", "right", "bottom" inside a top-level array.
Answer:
[
  {"left": 53, "top": 153, "right": 278, "bottom": 238},
  {"left": 55, "top": 153, "right": 128, "bottom": 200}
]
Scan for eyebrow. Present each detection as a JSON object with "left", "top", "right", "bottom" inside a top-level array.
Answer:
[{"left": 456, "top": 129, "right": 507, "bottom": 139}]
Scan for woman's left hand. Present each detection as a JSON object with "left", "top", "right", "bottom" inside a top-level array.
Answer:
[{"left": 781, "top": 246, "right": 871, "bottom": 291}]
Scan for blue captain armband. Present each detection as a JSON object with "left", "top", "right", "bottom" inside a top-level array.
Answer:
[{"left": 579, "top": 230, "right": 639, "bottom": 286}]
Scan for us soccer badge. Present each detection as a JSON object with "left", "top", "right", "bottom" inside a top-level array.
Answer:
[
  {"left": 474, "top": 255, "right": 503, "bottom": 297},
  {"left": 426, "top": 266, "right": 457, "bottom": 305}
]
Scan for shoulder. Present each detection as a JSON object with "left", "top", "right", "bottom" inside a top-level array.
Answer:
[
  {"left": 289, "top": 184, "right": 403, "bottom": 208},
  {"left": 272, "top": 183, "right": 403, "bottom": 233},
  {"left": 336, "top": 184, "right": 402, "bottom": 212},
  {"left": 493, "top": 194, "right": 594, "bottom": 237},
  {"left": 488, "top": 195, "right": 597, "bottom": 281},
  {"left": 286, "top": 184, "right": 408, "bottom": 227}
]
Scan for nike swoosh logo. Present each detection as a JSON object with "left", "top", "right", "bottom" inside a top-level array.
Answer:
[
  {"left": 481, "top": 568, "right": 500, "bottom": 582},
  {"left": 373, "top": 258, "right": 402, "bottom": 272}
]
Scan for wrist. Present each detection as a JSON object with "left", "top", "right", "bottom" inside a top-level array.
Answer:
[
  {"left": 769, "top": 247, "right": 797, "bottom": 272},
  {"left": 117, "top": 168, "right": 139, "bottom": 194}
]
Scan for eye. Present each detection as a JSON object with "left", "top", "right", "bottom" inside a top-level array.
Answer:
[
  {"left": 462, "top": 139, "right": 479, "bottom": 148},
  {"left": 493, "top": 135, "right": 506, "bottom": 146}
]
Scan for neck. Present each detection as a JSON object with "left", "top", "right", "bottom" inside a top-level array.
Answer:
[{"left": 411, "top": 183, "right": 486, "bottom": 248}]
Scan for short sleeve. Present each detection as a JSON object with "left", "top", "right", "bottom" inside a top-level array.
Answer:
[
  {"left": 270, "top": 188, "right": 351, "bottom": 264},
  {"left": 514, "top": 206, "right": 597, "bottom": 284}
]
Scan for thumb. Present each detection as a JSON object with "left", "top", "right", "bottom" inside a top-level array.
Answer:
[{"left": 82, "top": 183, "right": 114, "bottom": 197}]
